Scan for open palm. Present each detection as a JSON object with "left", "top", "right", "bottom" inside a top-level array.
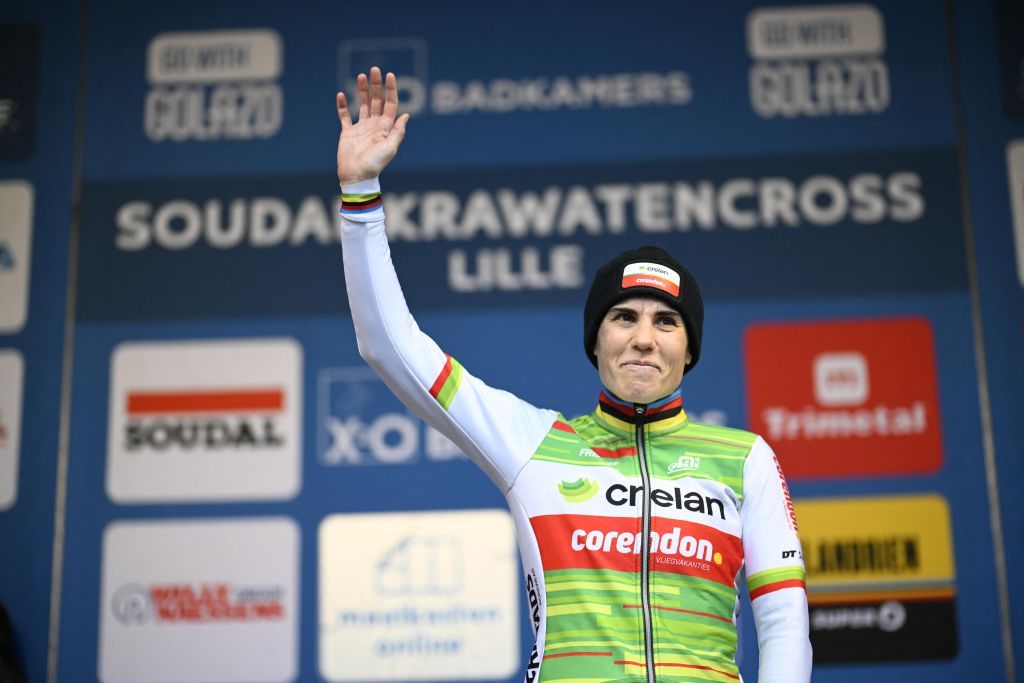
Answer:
[{"left": 336, "top": 66, "right": 410, "bottom": 185}]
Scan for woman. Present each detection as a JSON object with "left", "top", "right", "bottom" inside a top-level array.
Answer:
[{"left": 337, "top": 67, "right": 811, "bottom": 683}]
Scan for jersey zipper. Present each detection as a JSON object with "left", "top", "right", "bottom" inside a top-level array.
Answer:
[{"left": 634, "top": 403, "right": 656, "bottom": 683}]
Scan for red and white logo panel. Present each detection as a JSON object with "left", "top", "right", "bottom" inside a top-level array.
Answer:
[
  {"left": 107, "top": 339, "right": 302, "bottom": 503},
  {"left": 744, "top": 318, "right": 943, "bottom": 479},
  {"left": 98, "top": 517, "right": 298, "bottom": 683}
]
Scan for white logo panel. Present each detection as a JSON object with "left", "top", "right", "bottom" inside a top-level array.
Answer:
[
  {"left": 107, "top": 339, "right": 302, "bottom": 503},
  {"left": 813, "top": 351, "right": 869, "bottom": 406},
  {"left": 747, "top": 4, "right": 885, "bottom": 59},
  {"left": 1006, "top": 140, "right": 1024, "bottom": 287},
  {"left": 0, "top": 181, "right": 33, "bottom": 333},
  {"left": 147, "top": 30, "right": 283, "bottom": 84},
  {"left": 319, "top": 509, "right": 518, "bottom": 681},
  {"left": 0, "top": 350, "right": 24, "bottom": 509},
  {"left": 98, "top": 517, "right": 299, "bottom": 683}
]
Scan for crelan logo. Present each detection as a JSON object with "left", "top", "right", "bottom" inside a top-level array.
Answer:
[
  {"left": 558, "top": 478, "right": 599, "bottom": 503},
  {"left": 668, "top": 454, "right": 701, "bottom": 473}
]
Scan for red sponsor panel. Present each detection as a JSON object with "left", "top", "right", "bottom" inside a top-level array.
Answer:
[
  {"left": 531, "top": 514, "right": 742, "bottom": 586},
  {"left": 744, "top": 318, "right": 943, "bottom": 479}
]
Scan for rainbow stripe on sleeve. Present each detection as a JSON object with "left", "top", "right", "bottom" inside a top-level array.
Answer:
[
  {"left": 340, "top": 190, "right": 383, "bottom": 215},
  {"left": 746, "top": 566, "right": 807, "bottom": 600},
  {"left": 429, "top": 354, "right": 464, "bottom": 410}
]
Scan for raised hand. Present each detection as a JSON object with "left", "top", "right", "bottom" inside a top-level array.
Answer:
[{"left": 336, "top": 66, "right": 410, "bottom": 184}]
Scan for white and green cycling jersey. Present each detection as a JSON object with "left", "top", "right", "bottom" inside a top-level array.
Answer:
[{"left": 340, "top": 178, "right": 812, "bottom": 683}]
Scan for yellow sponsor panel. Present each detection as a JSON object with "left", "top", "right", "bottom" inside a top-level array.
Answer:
[{"left": 794, "top": 494, "right": 955, "bottom": 589}]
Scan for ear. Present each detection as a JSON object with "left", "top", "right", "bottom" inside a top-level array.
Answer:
[{"left": 685, "top": 350, "right": 693, "bottom": 366}]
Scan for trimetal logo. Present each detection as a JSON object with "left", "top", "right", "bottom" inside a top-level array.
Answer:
[
  {"left": 571, "top": 525, "right": 724, "bottom": 566},
  {"left": 107, "top": 340, "right": 301, "bottom": 503},
  {"left": 144, "top": 29, "right": 283, "bottom": 143},
  {"left": 813, "top": 351, "right": 869, "bottom": 406},
  {"left": 746, "top": 4, "right": 890, "bottom": 119},
  {"left": 746, "top": 318, "right": 942, "bottom": 478}
]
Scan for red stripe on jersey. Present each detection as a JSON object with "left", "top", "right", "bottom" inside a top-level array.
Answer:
[
  {"left": 531, "top": 514, "right": 741, "bottom": 586},
  {"left": 749, "top": 578, "right": 806, "bottom": 600},
  {"left": 428, "top": 355, "right": 454, "bottom": 399}
]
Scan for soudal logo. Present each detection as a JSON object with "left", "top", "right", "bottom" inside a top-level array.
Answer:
[
  {"left": 745, "top": 318, "right": 943, "bottom": 478},
  {"left": 124, "top": 388, "right": 285, "bottom": 451},
  {"left": 111, "top": 582, "right": 284, "bottom": 624},
  {"left": 571, "top": 525, "right": 724, "bottom": 567},
  {"left": 107, "top": 340, "right": 301, "bottom": 503}
]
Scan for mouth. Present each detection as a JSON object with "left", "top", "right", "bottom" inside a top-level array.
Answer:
[{"left": 622, "top": 361, "right": 659, "bottom": 371}]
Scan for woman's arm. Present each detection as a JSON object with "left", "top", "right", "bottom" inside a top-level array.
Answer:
[
  {"left": 740, "top": 437, "right": 813, "bottom": 682},
  {"left": 337, "top": 68, "right": 557, "bottom": 491}
]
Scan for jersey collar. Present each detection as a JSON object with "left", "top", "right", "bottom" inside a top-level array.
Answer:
[{"left": 593, "top": 386, "right": 689, "bottom": 435}]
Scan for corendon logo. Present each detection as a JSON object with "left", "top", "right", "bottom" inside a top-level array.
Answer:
[
  {"left": 745, "top": 318, "right": 942, "bottom": 478},
  {"left": 532, "top": 514, "right": 742, "bottom": 586},
  {"left": 124, "top": 387, "right": 285, "bottom": 450},
  {"left": 571, "top": 525, "right": 724, "bottom": 567},
  {"left": 111, "top": 582, "right": 284, "bottom": 624}
]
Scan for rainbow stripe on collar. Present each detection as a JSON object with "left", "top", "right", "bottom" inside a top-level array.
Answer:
[
  {"left": 595, "top": 387, "right": 687, "bottom": 433},
  {"left": 340, "top": 190, "right": 382, "bottom": 215}
]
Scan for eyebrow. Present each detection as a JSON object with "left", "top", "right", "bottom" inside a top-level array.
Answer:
[{"left": 608, "top": 306, "right": 682, "bottom": 319}]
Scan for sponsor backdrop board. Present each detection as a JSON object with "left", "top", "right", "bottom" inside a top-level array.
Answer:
[
  {"left": 955, "top": 0, "right": 1024, "bottom": 669},
  {"left": 0, "top": 1, "right": 1010, "bottom": 683},
  {"left": 0, "top": 1, "right": 80, "bottom": 682}
]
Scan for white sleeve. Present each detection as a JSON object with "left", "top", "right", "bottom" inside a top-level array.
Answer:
[
  {"left": 741, "top": 437, "right": 813, "bottom": 682},
  {"left": 338, "top": 178, "right": 558, "bottom": 492}
]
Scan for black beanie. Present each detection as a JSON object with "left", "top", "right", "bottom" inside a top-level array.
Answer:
[{"left": 583, "top": 246, "right": 704, "bottom": 374}]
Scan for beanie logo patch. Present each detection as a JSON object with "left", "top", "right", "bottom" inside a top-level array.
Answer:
[{"left": 622, "top": 262, "right": 680, "bottom": 297}]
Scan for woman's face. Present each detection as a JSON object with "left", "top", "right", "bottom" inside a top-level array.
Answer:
[{"left": 594, "top": 296, "right": 691, "bottom": 404}]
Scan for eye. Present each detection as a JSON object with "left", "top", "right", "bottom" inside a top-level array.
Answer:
[
  {"left": 611, "top": 310, "right": 635, "bottom": 322},
  {"left": 657, "top": 315, "right": 679, "bottom": 326}
]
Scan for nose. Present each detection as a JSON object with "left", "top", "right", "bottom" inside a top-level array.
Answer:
[{"left": 631, "top": 318, "right": 656, "bottom": 351}]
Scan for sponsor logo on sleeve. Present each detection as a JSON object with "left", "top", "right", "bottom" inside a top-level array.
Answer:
[
  {"left": 338, "top": 38, "right": 692, "bottom": 118},
  {"left": 0, "top": 181, "right": 33, "bottom": 333},
  {"left": 795, "top": 494, "right": 957, "bottom": 662},
  {"left": 318, "top": 509, "right": 518, "bottom": 681},
  {"left": 1006, "top": 140, "right": 1024, "bottom": 287},
  {"left": 746, "top": 4, "right": 890, "bottom": 118},
  {"left": 98, "top": 517, "right": 298, "bottom": 683},
  {"left": 318, "top": 367, "right": 465, "bottom": 467},
  {"left": 144, "top": 29, "right": 283, "bottom": 142},
  {"left": 0, "top": 350, "right": 24, "bottom": 510},
  {"left": 107, "top": 339, "right": 301, "bottom": 503},
  {"left": 745, "top": 318, "right": 942, "bottom": 478}
]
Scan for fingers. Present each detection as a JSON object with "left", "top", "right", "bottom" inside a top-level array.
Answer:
[
  {"left": 336, "top": 92, "right": 352, "bottom": 129},
  {"left": 381, "top": 71, "right": 399, "bottom": 129},
  {"left": 385, "top": 112, "right": 410, "bottom": 154},
  {"left": 357, "top": 73, "right": 369, "bottom": 121},
  {"left": 369, "top": 66, "right": 384, "bottom": 116}
]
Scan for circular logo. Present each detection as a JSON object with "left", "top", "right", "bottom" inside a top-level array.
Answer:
[
  {"left": 877, "top": 600, "right": 906, "bottom": 632},
  {"left": 111, "top": 584, "right": 153, "bottom": 625}
]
